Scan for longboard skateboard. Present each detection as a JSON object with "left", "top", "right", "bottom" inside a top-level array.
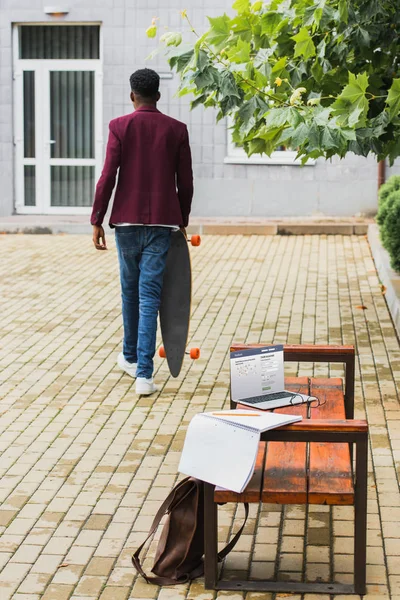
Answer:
[{"left": 159, "top": 230, "right": 201, "bottom": 377}]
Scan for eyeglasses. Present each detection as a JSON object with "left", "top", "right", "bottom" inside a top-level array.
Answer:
[
  {"left": 288, "top": 377, "right": 326, "bottom": 409},
  {"left": 287, "top": 393, "right": 326, "bottom": 408}
]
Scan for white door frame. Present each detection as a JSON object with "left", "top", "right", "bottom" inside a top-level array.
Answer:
[{"left": 13, "top": 27, "right": 103, "bottom": 215}]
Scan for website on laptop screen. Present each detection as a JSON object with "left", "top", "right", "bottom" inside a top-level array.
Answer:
[{"left": 230, "top": 345, "right": 285, "bottom": 402}]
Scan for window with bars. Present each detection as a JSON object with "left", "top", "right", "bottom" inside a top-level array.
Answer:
[{"left": 19, "top": 25, "right": 100, "bottom": 60}]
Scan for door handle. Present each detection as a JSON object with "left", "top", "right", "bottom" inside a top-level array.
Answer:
[{"left": 48, "top": 140, "right": 56, "bottom": 144}]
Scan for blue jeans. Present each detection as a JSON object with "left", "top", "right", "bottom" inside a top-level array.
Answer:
[{"left": 115, "top": 226, "right": 171, "bottom": 379}]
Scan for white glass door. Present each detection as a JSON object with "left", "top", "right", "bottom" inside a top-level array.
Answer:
[{"left": 13, "top": 26, "right": 102, "bottom": 214}]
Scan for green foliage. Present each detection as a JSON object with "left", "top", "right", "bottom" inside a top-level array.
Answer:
[
  {"left": 377, "top": 176, "right": 400, "bottom": 273},
  {"left": 377, "top": 175, "right": 400, "bottom": 226},
  {"left": 379, "top": 189, "right": 400, "bottom": 272},
  {"left": 147, "top": 0, "right": 400, "bottom": 163}
]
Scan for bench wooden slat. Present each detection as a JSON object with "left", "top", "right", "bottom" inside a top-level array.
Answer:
[
  {"left": 308, "top": 379, "right": 354, "bottom": 505},
  {"left": 262, "top": 377, "right": 309, "bottom": 504},
  {"left": 214, "top": 442, "right": 266, "bottom": 503}
]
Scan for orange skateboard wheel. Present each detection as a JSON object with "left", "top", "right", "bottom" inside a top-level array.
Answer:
[
  {"left": 190, "top": 347, "right": 200, "bottom": 359},
  {"left": 190, "top": 235, "right": 201, "bottom": 247},
  {"left": 159, "top": 346, "right": 166, "bottom": 358}
]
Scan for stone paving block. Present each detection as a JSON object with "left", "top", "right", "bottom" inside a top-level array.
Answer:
[
  {"left": 10, "top": 544, "right": 43, "bottom": 564},
  {"left": 41, "top": 584, "right": 75, "bottom": 600},
  {"left": 18, "top": 573, "right": 52, "bottom": 595},
  {"left": 52, "top": 564, "right": 85, "bottom": 585},
  {"left": 83, "top": 515, "right": 112, "bottom": 530},
  {"left": 31, "top": 555, "right": 64, "bottom": 574},
  {"left": 99, "top": 586, "right": 131, "bottom": 600},
  {"left": 85, "top": 556, "right": 115, "bottom": 577},
  {"left": 74, "top": 575, "right": 107, "bottom": 596}
]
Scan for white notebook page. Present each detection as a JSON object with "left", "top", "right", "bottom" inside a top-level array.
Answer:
[{"left": 178, "top": 414, "right": 260, "bottom": 493}]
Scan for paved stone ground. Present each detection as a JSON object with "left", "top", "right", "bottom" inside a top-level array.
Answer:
[{"left": 0, "top": 234, "right": 399, "bottom": 600}]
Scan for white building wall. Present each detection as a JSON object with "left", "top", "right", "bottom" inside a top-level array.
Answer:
[{"left": 0, "top": 0, "right": 392, "bottom": 218}]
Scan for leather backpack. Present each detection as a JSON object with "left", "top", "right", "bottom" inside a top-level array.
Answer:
[{"left": 132, "top": 476, "right": 248, "bottom": 585}]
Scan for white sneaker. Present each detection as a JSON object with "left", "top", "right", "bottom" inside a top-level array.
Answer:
[
  {"left": 117, "top": 353, "right": 137, "bottom": 378},
  {"left": 136, "top": 377, "right": 158, "bottom": 396}
]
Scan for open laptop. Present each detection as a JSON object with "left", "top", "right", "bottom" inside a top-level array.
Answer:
[{"left": 230, "top": 344, "right": 315, "bottom": 410}]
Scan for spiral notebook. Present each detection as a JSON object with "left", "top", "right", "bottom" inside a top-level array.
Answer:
[{"left": 178, "top": 410, "right": 302, "bottom": 493}]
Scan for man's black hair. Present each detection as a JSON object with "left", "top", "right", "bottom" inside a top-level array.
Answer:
[{"left": 129, "top": 68, "right": 160, "bottom": 99}]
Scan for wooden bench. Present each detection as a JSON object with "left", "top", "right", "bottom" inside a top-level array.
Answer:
[{"left": 203, "top": 344, "right": 368, "bottom": 596}]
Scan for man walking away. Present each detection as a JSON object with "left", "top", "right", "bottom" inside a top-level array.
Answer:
[{"left": 91, "top": 68, "right": 194, "bottom": 395}]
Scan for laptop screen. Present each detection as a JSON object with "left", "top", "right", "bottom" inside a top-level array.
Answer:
[{"left": 230, "top": 345, "right": 285, "bottom": 402}]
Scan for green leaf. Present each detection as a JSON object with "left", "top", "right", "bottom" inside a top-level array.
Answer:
[
  {"left": 221, "top": 94, "right": 241, "bottom": 115},
  {"left": 319, "top": 6, "right": 336, "bottom": 29},
  {"left": 321, "top": 126, "right": 340, "bottom": 150},
  {"left": 233, "top": 0, "right": 250, "bottom": 14},
  {"left": 238, "top": 97, "right": 258, "bottom": 123},
  {"left": 220, "top": 70, "right": 241, "bottom": 99},
  {"left": 240, "top": 115, "right": 256, "bottom": 136},
  {"left": 271, "top": 56, "right": 287, "bottom": 74},
  {"left": 303, "top": 0, "right": 326, "bottom": 27},
  {"left": 292, "top": 28, "right": 316, "bottom": 60},
  {"left": 194, "top": 68, "right": 218, "bottom": 89},
  {"left": 340, "top": 128, "right": 357, "bottom": 141},
  {"left": 248, "top": 137, "right": 267, "bottom": 156},
  {"left": 261, "top": 12, "right": 286, "bottom": 36},
  {"left": 314, "top": 107, "right": 332, "bottom": 126},
  {"left": 307, "top": 123, "right": 322, "bottom": 151},
  {"left": 190, "top": 95, "right": 208, "bottom": 110},
  {"left": 264, "top": 108, "right": 288, "bottom": 128},
  {"left": 251, "top": 1, "right": 263, "bottom": 11},
  {"left": 317, "top": 38, "right": 326, "bottom": 60},
  {"left": 370, "top": 112, "right": 389, "bottom": 137},
  {"left": 354, "top": 26, "right": 370, "bottom": 47},
  {"left": 311, "top": 60, "right": 323, "bottom": 83},
  {"left": 331, "top": 72, "right": 370, "bottom": 127},
  {"left": 386, "top": 79, "right": 400, "bottom": 121},
  {"left": 230, "top": 14, "right": 252, "bottom": 39},
  {"left": 226, "top": 38, "right": 251, "bottom": 63},
  {"left": 207, "top": 14, "right": 231, "bottom": 49},
  {"left": 196, "top": 49, "right": 209, "bottom": 72},
  {"left": 289, "top": 123, "right": 309, "bottom": 147},
  {"left": 255, "top": 49, "right": 273, "bottom": 79},
  {"left": 286, "top": 107, "right": 303, "bottom": 127},
  {"left": 338, "top": 0, "right": 348, "bottom": 23},
  {"left": 169, "top": 50, "right": 195, "bottom": 73},
  {"left": 303, "top": 6, "right": 317, "bottom": 27},
  {"left": 146, "top": 25, "right": 157, "bottom": 38}
]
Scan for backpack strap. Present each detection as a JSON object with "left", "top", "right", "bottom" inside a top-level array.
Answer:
[
  {"left": 132, "top": 483, "right": 249, "bottom": 586},
  {"left": 185, "top": 501, "right": 249, "bottom": 581},
  {"left": 218, "top": 501, "right": 249, "bottom": 560}
]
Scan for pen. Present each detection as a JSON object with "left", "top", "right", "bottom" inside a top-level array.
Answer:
[{"left": 212, "top": 412, "right": 260, "bottom": 417}]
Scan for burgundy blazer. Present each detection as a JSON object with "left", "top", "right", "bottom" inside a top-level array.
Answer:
[{"left": 91, "top": 106, "right": 194, "bottom": 228}]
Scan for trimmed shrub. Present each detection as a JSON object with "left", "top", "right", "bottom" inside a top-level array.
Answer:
[
  {"left": 379, "top": 189, "right": 400, "bottom": 273},
  {"left": 377, "top": 175, "right": 400, "bottom": 227}
]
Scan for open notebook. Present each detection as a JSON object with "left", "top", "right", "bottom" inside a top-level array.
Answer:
[{"left": 178, "top": 410, "right": 302, "bottom": 493}]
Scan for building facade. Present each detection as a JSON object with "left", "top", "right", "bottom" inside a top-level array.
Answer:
[{"left": 0, "top": 0, "right": 398, "bottom": 220}]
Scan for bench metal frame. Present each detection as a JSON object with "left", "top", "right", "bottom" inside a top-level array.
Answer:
[{"left": 204, "top": 344, "right": 367, "bottom": 596}]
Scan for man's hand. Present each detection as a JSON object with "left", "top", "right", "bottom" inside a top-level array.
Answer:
[
  {"left": 179, "top": 226, "right": 187, "bottom": 239},
  {"left": 93, "top": 225, "right": 107, "bottom": 250}
]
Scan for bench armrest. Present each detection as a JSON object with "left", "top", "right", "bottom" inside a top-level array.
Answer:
[
  {"left": 260, "top": 419, "right": 368, "bottom": 444},
  {"left": 281, "top": 419, "right": 368, "bottom": 433}
]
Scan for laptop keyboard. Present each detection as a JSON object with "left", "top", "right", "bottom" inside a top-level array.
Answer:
[{"left": 243, "top": 391, "right": 295, "bottom": 404}]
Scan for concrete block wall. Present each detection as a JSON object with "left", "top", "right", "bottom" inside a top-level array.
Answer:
[{"left": 0, "top": 0, "right": 393, "bottom": 218}]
